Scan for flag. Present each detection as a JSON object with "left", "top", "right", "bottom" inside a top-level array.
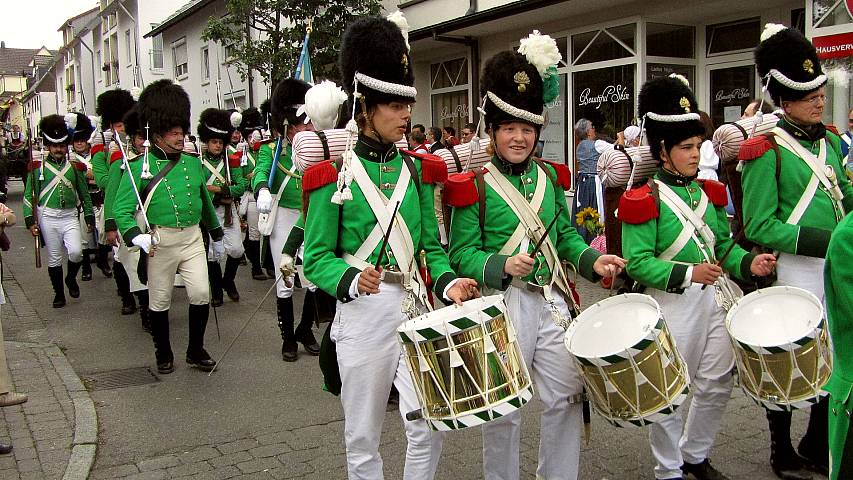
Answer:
[{"left": 294, "top": 30, "right": 313, "bottom": 84}]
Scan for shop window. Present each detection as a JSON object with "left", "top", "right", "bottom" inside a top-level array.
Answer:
[
  {"left": 706, "top": 19, "right": 760, "bottom": 55},
  {"left": 792, "top": 8, "right": 807, "bottom": 33},
  {"left": 572, "top": 65, "right": 635, "bottom": 143},
  {"left": 647, "top": 64, "right": 695, "bottom": 86},
  {"left": 430, "top": 58, "right": 468, "bottom": 90},
  {"left": 539, "top": 73, "right": 568, "bottom": 165},
  {"left": 646, "top": 23, "right": 694, "bottom": 58},
  {"left": 572, "top": 24, "right": 636, "bottom": 66},
  {"left": 812, "top": 0, "right": 853, "bottom": 28},
  {"left": 430, "top": 58, "right": 470, "bottom": 136},
  {"left": 709, "top": 65, "right": 755, "bottom": 127}
]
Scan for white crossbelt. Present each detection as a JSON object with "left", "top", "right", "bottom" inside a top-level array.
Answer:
[
  {"left": 203, "top": 159, "right": 226, "bottom": 185},
  {"left": 39, "top": 162, "right": 73, "bottom": 204},
  {"left": 654, "top": 181, "right": 713, "bottom": 262}
]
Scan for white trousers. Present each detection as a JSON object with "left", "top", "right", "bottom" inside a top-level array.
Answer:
[
  {"left": 207, "top": 203, "right": 245, "bottom": 261},
  {"left": 147, "top": 226, "right": 209, "bottom": 311},
  {"left": 269, "top": 206, "right": 300, "bottom": 299},
  {"left": 332, "top": 283, "right": 444, "bottom": 479},
  {"left": 482, "top": 286, "right": 583, "bottom": 480},
  {"left": 39, "top": 207, "right": 83, "bottom": 267},
  {"left": 78, "top": 209, "right": 97, "bottom": 249},
  {"left": 648, "top": 284, "right": 734, "bottom": 479},
  {"left": 241, "top": 191, "right": 260, "bottom": 241},
  {"left": 115, "top": 242, "right": 146, "bottom": 292},
  {"left": 775, "top": 253, "right": 825, "bottom": 303}
]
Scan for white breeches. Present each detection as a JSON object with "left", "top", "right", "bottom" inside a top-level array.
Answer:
[
  {"left": 79, "top": 209, "right": 97, "bottom": 249},
  {"left": 775, "top": 253, "right": 825, "bottom": 304},
  {"left": 331, "top": 283, "right": 444, "bottom": 480},
  {"left": 269, "top": 206, "right": 300, "bottom": 299},
  {"left": 648, "top": 284, "right": 734, "bottom": 479},
  {"left": 207, "top": 203, "right": 245, "bottom": 261},
  {"left": 40, "top": 207, "right": 83, "bottom": 267},
  {"left": 147, "top": 226, "right": 209, "bottom": 311},
  {"left": 116, "top": 242, "right": 146, "bottom": 292},
  {"left": 482, "top": 286, "right": 583, "bottom": 480},
  {"left": 242, "top": 191, "right": 260, "bottom": 241}
]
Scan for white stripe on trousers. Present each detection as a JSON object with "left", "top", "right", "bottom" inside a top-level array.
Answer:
[{"left": 39, "top": 207, "right": 83, "bottom": 267}]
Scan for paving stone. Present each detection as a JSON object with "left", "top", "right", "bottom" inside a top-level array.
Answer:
[
  {"left": 137, "top": 454, "right": 181, "bottom": 472},
  {"left": 123, "top": 471, "right": 168, "bottom": 480},
  {"left": 166, "top": 461, "right": 213, "bottom": 477},
  {"left": 249, "top": 442, "right": 292, "bottom": 458},
  {"left": 177, "top": 446, "right": 219, "bottom": 464},
  {"left": 208, "top": 450, "right": 253, "bottom": 469},
  {"left": 235, "top": 456, "right": 282, "bottom": 474},
  {"left": 91, "top": 463, "right": 140, "bottom": 479},
  {"left": 216, "top": 438, "right": 259, "bottom": 455},
  {"left": 267, "top": 462, "right": 315, "bottom": 479}
]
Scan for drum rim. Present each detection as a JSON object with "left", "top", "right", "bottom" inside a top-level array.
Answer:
[
  {"left": 726, "top": 285, "right": 823, "bottom": 347},
  {"left": 565, "top": 293, "right": 662, "bottom": 359},
  {"left": 397, "top": 294, "right": 504, "bottom": 335}
]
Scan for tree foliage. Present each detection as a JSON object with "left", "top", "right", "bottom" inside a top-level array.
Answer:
[{"left": 202, "top": 0, "right": 382, "bottom": 89}]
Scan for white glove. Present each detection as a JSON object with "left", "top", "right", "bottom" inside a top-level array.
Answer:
[
  {"left": 212, "top": 240, "right": 225, "bottom": 261},
  {"left": 257, "top": 188, "right": 273, "bottom": 214},
  {"left": 132, "top": 234, "right": 153, "bottom": 254},
  {"left": 250, "top": 130, "right": 263, "bottom": 144},
  {"left": 279, "top": 253, "right": 296, "bottom": 278},
  {"left": 236, "top": 141, "right": 248, "bottom": 153}
]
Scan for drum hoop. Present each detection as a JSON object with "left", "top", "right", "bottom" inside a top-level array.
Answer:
[
  {"left": 398, "top": 294, "right": 505, "bottom": 340},
  {"left": 726, "top": 286, "right": 824, "bottom": 348},
  {"left": 566, "top": 293, "right": 663, "bottom": 360}
]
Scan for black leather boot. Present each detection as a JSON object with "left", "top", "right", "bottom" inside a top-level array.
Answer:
[
  {"left": 65, "top": 260, "right": 82, "bottom": 298},
  {"left": 48, "top": 266, "right": 66, "bottom": 308},
  {"left": 96, "top": 244, "right": 112, "bottom": 278},
  {"left": 149, "top": 309, "right": 174, "bottom": 374},
  {"left": 797, "top": 397, "right": 829, "bottom": 476},
  {"left": 296, "top": 291, "right": 320, "bottom": 355},
  {"left": 263, "top": 239, "right": 275, "bottom": 279},
  {"left": 245, "top": 239, "right": 266, "bottom": 280},
  {"left": 208, "top": 261, "right": 223, "bottom": 307},
  {"left": 113, "top": 262, "right": 136, "bottom": 315},
  {"left": 186, "top": 304, "right": 216, "bottom": 372},
  {"left": 222, "top": 256, "right": 241, "bottom": 301},
  {"left": 136, "top": 291, "right": 150, "bottom": 333},
  {"left": 767, "top": 409, "right": 813, "bottom": 480},
  {"left": 81, "top": 250, "right": 93, "bottom": 281},
  {"left": 277, "top": 297, "right": 297, "bottom": 362}
]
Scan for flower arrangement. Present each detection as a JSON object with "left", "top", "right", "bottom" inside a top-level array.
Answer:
[{"left": 575, "top": 207, "right": 604, "bottom": 237}]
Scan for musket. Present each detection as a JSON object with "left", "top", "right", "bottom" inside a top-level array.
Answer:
[
  {"left": 375, "top": 201, "right": 401, "bottom": 270},
  {"left": 30, "top": 168, "right": 41, "bottom": 268},
  {"left": 529, "top": 205, "right": 564, "bottom": 259}
]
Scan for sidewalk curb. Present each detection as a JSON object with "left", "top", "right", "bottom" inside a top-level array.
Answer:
[{"left": 50, "top": 345, "right": 99, "bottom": 480}]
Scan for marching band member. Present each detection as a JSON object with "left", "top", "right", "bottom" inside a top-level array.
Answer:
[
  {"left": 620, "top": 75, "right": 776, "bottom": 480},
  {"left": 91, "top": 89, "right": 137, "bottom": 315},
  {"left": 67, "top": 113, "right": 101, "bottom": 281},
  {"left": 24, "top": 114, "right": 95, "bottom": 308},
  {"left": 302, "top": 13, "right": 478, "bottom": 479},
  {"left": 198, "top": 108, "right": 246, "bottom": 305},
  {"left": 252, "top": 79, "right": 320, "bottom": 361},
  {"left": 113, "top": 80, "right": 223, "bottom": 374},
  {"left": 445, "top": 35, "right": 625, "bottom": 480},
  {"left": 740, "top": 24, "right": 853, "bottom": 479},
  {"left": 234, "top": 107, "right": 267, "bottom": 280}
]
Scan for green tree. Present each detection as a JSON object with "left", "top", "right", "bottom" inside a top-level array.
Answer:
[{"left": 202, "top": 0, "right": 382, "bottom": 88}]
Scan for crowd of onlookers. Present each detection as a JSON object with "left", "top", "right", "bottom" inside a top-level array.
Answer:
[{"left": 407, "top": 123, "right": 477, "bottom": 154}]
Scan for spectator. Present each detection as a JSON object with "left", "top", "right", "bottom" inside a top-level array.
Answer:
[
  {"left": 409, "top": 130, "right": 428, "bottom": 154},
  {"left": 460, "top": 122, "right": 476, "bottom": 143},
  {"left": 741, "top": 98, "right": 775, "bottom": 119},
  {"left": 840, "top": 107, "right": 852, "bottom": 158},
  {"left": 411, "top": 124, "right": 425, "bottom": 136},
  {"left": 572, "top": 118, "right": 612, "bottom": 243},
  {"left": 619, "top": 125, "right": 641, "bottom": 147},
  {"left": 697, "top": 111, "right": 719, "bottom": 181},
  {"left": 443, "top": 126, "right": 460, "bottom": 146},
  {"left": 427, "top": 126, "right": 444, "bottom": 153}
]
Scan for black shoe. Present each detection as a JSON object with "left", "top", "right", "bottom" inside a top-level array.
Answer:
[
  {"left": 301, "top": 339, "right": 320, "bottom": 355},
  {"left": 282, "top": 341, "right": 298, "bottom": 362},
  {"left": 771, "top": 450, "right": 813, "bottom": 480},
  {"left": 81, "top": 263, "right": 92, "bottom": 281},
  {"left": 48, "top": 266, "right": 66, "bottom": 308},
  {"left": 252, "top": 268, "right": 268, "bottom": 280},
  {"left": 53, "top": 294, "right": 66, "bottom": 308},
  {"left": 681, "top": 459, "right": 729, "bottom": 480},
  {"left": 0, "top": 443, "right": 12, "bottom": 455},
  {"left": 121, "top": 296, "right": 137, "bottom": 315},
  {"left": 796, "top": 450, "right": 827, "bottom": 477},
  {"left": 65, "top": 261, "right": 82, "bottom": 298},
  {"left": 157, "top": 361, "right": 175, "bottom": 374},
  {"left": 211, "top": 296, "right": 224, "bottom": 308},
  {"left": 222, "top": 256, "right": 241, "bottom": 301},
  {"left": 224, "top": 285, "right": 239, "bottom": 302},
  {"left": 186, "top": 349, "right": 216, "bottom": 372}
]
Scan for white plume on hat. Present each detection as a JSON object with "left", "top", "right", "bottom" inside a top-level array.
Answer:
[
  {"left": 668, "top": 73, "right": 690, "bottom": 88},
  {"left": 386, "top": 10, "right": 410, "bottom": 51},
  {"left": 760, "top": 23, "right": 787, "bottom": 42},
  {"left": 297, "top": 80, "right": 348, "bottom": 131},
  {"left": 230, "top": 111, "right": 242, "bottom": 128},
  {"left": 518, "top": 30, "right": 562, "bottom": 77},
  {"left": 130, "top": 86, "right": 143, "bottom": 101},
  {"left": 64, "top": 113, "right": 77, "bottom": 130}
]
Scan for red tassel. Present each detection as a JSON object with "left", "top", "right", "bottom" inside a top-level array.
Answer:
[
  {"left": 826, "top": 124, "right": 840, "bottom": 136},
  {"left": 228, "top": 153, "right": 242, "bottom": 168},
  {"left": 109, "top": 150, "right": 123, "bottom": 164},
  {"left": 302, "top": 161, "right": 338, "bottom": 193},
  {"left": 698, "top": 179, "right": 728, "bottom": 207},
  {"left": 71, "top": 161, "right": 87, "bottom": 172},
  {"left": 737, "top": 136, "right": 773, "bottom": 162},
  {"left": 27, "top": 160, "right": 41, "bottom": 172},
  {"left": 617, "top": 185, "right": 659, "bottom": 224},
  {"left": 543, "top": 160, "right": 571, "bottom": 190},
  {"left": 444, "top": 172, "right": 478, "bottom": 207},
  {"left": 402, "top": 149, "right": 448, "bottom": 184},
  {"left": 90, "top": 144, "right": 105, "bottom": 155}
]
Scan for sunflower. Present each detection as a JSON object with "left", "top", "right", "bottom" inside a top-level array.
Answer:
[{"left": 576, "top": 207, "right": 604, "bottom": 236}]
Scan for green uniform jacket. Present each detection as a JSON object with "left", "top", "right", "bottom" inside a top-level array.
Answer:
[
  {"left": 103, "top": 149, "right": 136, "bottom": 232},
  {"left": 303, "top": 138, "right": 456, "bottom": 303},
  {"left": 114, "top": 147, "right": 223, "bottom": 245},
  {"left": 90, "top": 134, "right": 110, "bottom": 190},
  {"left": 201, "top": 152, "right": 247, "bottom": 198},
  {"left": 251, "top": 140, "right": 301, "bottom": 209},
  {"left": 448, "top": 157, "right": 600, "bottom": 290},
  {"left": 622, "top": 169, "right": 754, "bottom": 292},
  {"left": 825, "top": 213, "right": 853, "bottom": 479},
  {"left": 282, "top": 215, "right": 305, "bottom": 257},
  {"left": 24, "top": 159, "right": 94, "bottom": 229},
  {"left": 741, "top": 119, "right": 853, "bottom": 258},
  {"left": 227, "top": 143, "right": 259, "bottom": 184}
]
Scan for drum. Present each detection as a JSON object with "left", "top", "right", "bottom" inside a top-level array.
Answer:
[
  {"left": 397, "top": 295, "right": 533, "bottom": 431},
  {"left": 564, "top": 294, "right": 689, "bottom": 427},
  {"left": 725, "top": 286, "right": 831, "bottom": 411}
]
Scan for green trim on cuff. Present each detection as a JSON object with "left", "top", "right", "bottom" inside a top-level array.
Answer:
[
  {"left": 122, "top": 226, "right": 142, "bottom": 246},
  {"left": 282, "top": 227, "right": 304, "bottom": 256},
  {"left": 666, "top": 263, "right": 689, "bottom": 292},
  {"left": 484, "top": 254, "right": 510, "bottom": 290},
  {"left": 24, "top": 216, "right": 35, "bottom": 229},
  {"left": 104, "top": 218, "right": 117, "bottom": 231},
  {"left": 796, "top": 226, "right": 832, "bottom": 258},
  {"left": 738, "top": 252, "right": 756, "bottom": 281},
  {"left": 577, "top": 247, "right": 602, "bottom": 282},
  {"left": 336, "top": 266, "right": 361, "bottom": 303},
  {"left": 433, "top": 272, "right": 457, "bottom": 304},
  {"left": 208, "top": 227, "right": 224, "bottom": 242}
]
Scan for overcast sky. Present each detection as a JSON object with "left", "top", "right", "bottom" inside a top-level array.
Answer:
[{"left": 2, "top": 0, "right": 100, "bottom": 50}]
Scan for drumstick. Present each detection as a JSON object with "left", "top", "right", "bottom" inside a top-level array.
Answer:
[
  {"left": 701, "top": 218, "right": 752, "bottom": 290},
  {"left": 529, "top": 205, "right": 564, "bottom": 259},
  {"left": 374, "top": 201, "right": 401, "bottom": 270}
]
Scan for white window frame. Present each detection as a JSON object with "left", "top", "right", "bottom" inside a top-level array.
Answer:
[
  {"left": 428, "top": 55, "right": 472, "bottom": 129},
  {"left": 172, "top": 38, "right": 189, "bottom": 81},
  {"left": 150, "top": 28, "right": 164, "bottom": 73},
  {"left": 200, "top": 45, "right": 210, "bottom": 85},
  {"left": 125, "top": 29, "right": 133, "bottom": 67}
]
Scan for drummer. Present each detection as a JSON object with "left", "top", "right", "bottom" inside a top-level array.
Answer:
[
  {"left": 619, "top": 75, "right": 777, "bottom": 480},
  {"left": 301, "top": 12, "right": 479, "bottom": 479},
  {"left": 446, "top": 33, "right": 626, "bottom": 480}
]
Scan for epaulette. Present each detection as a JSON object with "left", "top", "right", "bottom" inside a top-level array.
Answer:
[
  {"left": 542, "top": 160, "right": 571, "bottom": 190},
  {"left": 90, "top": 144, "right": 105, "bottom": 155},
  {"left": 402, "top": 149, "right": 448, "bottom": 184},
  {"left": 228, "top": 151, "right": 242, "bottom": 166},
  {"left": 697, "top": 179, "right": 728, "bottom": 207},
  {"left": 617, "top": 182, "right": 659, "bottom": 224},
  {"left": 109, "top": 150, "right": 124, "bottom": 165},
  {"left": 826, "top": 124, "right": 840, "bottom": 136},
  {"left": 444, "top": 171, "right": 478, "bottom": 207},
  {"left": 302, "top": 161, "right": 338, "bottom": 193},
  {"left": 71, "top": 160, "right": 87, "bottom": 172},
  {"left": 737, "top": 135, "right": 773, "bottom": 162},
  {"left": 27, "top": 160, "right": 41, "bottom": 172},
  {"left": 252, "top": 142, "right": 262, "bottom": 152}
]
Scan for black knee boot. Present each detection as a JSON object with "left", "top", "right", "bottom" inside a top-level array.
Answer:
[
  {"left": 149, "top": 309, "right": 174, "bottom": 374},
  {"left": 136, "top": 290, "right": 150, "bottom": 333},
  {"left": 186, "top": 304, "right": 216, "bottom": 371},
  {"left": 798, "top": 396, "right": 829, "bottom": 475},
  {"left": 296, "top": 291, "right": 320, "bottom": 355},
  {"left": 96, "top": 245, "right": 112, "bottom": 277},
  {"left": 277, "top": 297, "right": 297, "bottom": 361},
  {"left": 208, "top": 261, "right": 223, "bottom": 307},
  {"left": 263, "top": 238, "right": 275, "bottom": 279},
  {"left": 244, "top": 239, "right": 265, "bottom": 280},
  {"left": 65, "top": 261, "right": 82, "bottom": 298},
  {"left": 222, "top": 256, "right": 241, "bottom": 301},
  {"left": 767, "top": 409, "right": 812, "bottom": 480},
  {"left": 81, "top": 250, "right": 92, "bottom": 281},
  {"left": 113, "top": 262, "right": 136, "bottom": 314},
  {"left": 48, "top": 266, "right": 66, "bottom": 308}
]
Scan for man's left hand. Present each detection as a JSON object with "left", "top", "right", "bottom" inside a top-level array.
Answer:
[
  {"left": 447, "top": 278, "right": 480, "bottom": 305},
  {"left": 593, "top": 254, "right": 627, "bottom": 278}
]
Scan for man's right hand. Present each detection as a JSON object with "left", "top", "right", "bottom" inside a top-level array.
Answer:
[
  {"left": 692, "top": 263, "right": 723, "bottom": 285},
  {"left": 132, "top": 234, "right": 153, "bottom": 254},
  {"left": 28, "top": 225, "right": 39, "bottom": 237},
  {"left": 106, "top": 230, "right": 119, "bottom": 246},
  {"left": 358, "top": 267, "right": 381, "bottom": 295},
  {"left": 256, "top": 188, "right": 273, "bottom": 214},
  {"left": 504, "top": 253, "right": 535, "bottom": 277}
]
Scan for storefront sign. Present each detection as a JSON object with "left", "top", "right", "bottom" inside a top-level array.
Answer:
[
  {"left": 439, "top": 103, "right": 469, "bottom": 121},
  {"left": 577, "top": 85, "right": 631, "bottom": 110},
  {"left": 813, "top": 32, "right": 853, "bottom": 60},
  {"left": 714, "top": 88, "right": 751, "bottom": 103}
]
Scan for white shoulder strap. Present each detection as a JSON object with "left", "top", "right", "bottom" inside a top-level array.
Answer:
[
  {"left": 655, "top": 181, "right": 714, "bottom": 262},
  {"left": 773, "top": 127, "right": 845, "bottom": 218}
]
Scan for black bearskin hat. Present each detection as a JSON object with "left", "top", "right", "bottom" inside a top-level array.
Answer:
[
  {"left": 338, "top": 15, "right": 414, "bottom": 108},
  {"left": 122, "top": 107, "right": 141, "bottom": 139},
  {"left": 40, "top": 114, "right": 71, "bottom": 145},
  {"left": 68, "top": 112, "right": 94, "bottom": 142},
  {"left": 756, "top": 24, "right": 825, "bottom": 105},
  {"left": 270, "top": 78, "right": 310, "bottom": 131},
  {"left": 137, "top": 79, "right": 191, "bottom": 136},
  {"left": 239, "top": 107, "right": 264, "bottom": 138},
  {"left": 96, "top": 89, "right": 135, "bottom": 127},
  {"left": 260, "top": 100, "right": 272, "bottom": 127},
  {"left": 197, "top": 108, "right": 237, "bottom": 143},
  {"left": 481, "top": 51, "right": 544, "bottom": 130},
  {"left": 638, "top": 75, "right": 705, "bottom": 161}
]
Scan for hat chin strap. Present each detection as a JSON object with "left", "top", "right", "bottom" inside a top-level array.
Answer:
[{"left": 43, "top": 133, "right": 69, "bottom": 144}]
